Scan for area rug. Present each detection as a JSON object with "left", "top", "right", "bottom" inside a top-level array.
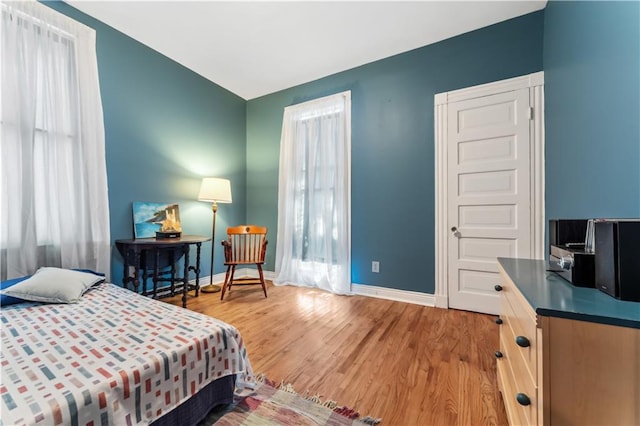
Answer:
[{"left": 201, "top": 375, "right": 381, "bottom": 425}]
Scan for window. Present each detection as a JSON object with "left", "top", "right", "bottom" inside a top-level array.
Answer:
[
  {"left": 1, "top": 1, "right": 110, "bottom": 280},
  {"left": 294, "top": 109, "right": 342, "bottom": 263},
  {"left": 273, "top": 91, "right": 351, "bottom": 294}
]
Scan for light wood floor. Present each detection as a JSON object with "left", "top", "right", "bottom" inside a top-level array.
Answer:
[{"left": 165, "top": 282, "right": 508, "bottom": 425}]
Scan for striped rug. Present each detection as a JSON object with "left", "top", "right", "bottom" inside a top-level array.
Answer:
[{"left": 201, "top": 375, "right": 381, "bottom": 425}]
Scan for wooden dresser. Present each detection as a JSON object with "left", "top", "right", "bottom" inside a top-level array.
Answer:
[{"left": 496, "top": 258, "right": 640, "bottom": 426}]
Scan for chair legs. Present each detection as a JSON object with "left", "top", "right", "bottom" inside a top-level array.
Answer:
[
  {"left": 257, "top": 264, "right": 267, "bottom": 298},
  {"left": 220, "top": 264, "right": 268, "bottom": 300},
  {"left": 220, "top": 265, "right": 235, "bottom": 301}
]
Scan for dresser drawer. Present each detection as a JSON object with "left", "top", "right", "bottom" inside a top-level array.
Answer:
[
  {"left": 497, "top": 264, "right": 541, "bottom": 425},
  {"left": 500, "top": 319, "right": 538, "bottom": 425},
  {"left": 499, "top": 270, "right": 538, "bottom": 383},
  {"left": 497, "top": 357, "right": 526, "bottom": 426}
]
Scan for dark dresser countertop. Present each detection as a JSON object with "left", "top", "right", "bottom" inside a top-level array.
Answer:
[{"left": 498, "top": 257, "right": 640, "bottom": 329}]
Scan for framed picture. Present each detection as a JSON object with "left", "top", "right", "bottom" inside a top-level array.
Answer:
[{"left": 132, "top": 202, "right": 182, "bottom": 238}]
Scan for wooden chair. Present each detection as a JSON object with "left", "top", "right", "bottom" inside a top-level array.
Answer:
[{"left": 220, "top": 225, "right": 268, "bottom": 300}]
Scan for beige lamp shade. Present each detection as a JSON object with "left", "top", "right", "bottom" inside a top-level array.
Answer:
[{"left": 198, "top": 178, "right": 232, "bottom": 203}]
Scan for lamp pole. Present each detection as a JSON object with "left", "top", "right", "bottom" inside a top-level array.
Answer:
[
  {"left": 202, "top": 201, "right": 221, "bottom": 293},
  {"left": 197, "top": 177, "right": 231, "bottom": 293}
]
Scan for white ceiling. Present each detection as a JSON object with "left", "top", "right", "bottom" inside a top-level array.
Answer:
[{"left": 67, "top": 1, "right": 547, "bottom": 100}]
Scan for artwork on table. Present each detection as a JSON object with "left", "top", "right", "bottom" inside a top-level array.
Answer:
[{"left": 133, "top": 202, "right": 182, "bottom": 238}]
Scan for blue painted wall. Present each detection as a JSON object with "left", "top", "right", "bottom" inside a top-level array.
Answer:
[
  {"left": 544, "top": 1, "right": 640, "bottom": 219},
  {"left": 246, "top": 12, "right": 545, "bottom": 293},
  {"left": 40, "top": 2, "right": 637, "bottom": 296},
  {"left": 44, "top": 2, "right": 247, "bottom": 284}
]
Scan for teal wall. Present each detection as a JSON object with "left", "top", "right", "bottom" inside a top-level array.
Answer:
[
  {"left": 247, "top": 12, "right": 545, "bottom": 293},
  {"left": 44, "top": 2, "right": 247, "bottom": 284},
  {"left": 544, "top": 1, "right": 640, "bottom": 219},
  {"left": 40, "top": 2, "right": 637, "bottom": 296}
]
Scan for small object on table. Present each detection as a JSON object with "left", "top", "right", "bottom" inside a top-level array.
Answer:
[{"left": 156, "top": 231, "right": 181, "bottom": 239}]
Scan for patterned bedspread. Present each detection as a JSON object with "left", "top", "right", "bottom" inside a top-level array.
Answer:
[{"left": 1, "top": 283, "right": 254, "bottom": 426}]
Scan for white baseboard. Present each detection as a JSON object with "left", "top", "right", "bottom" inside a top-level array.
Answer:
[
  {"left": 351, "top": 283, "right": 436, "bottom": 307},
  {"left": 193, "top": 270, "right": 437, "bottom": 307},
  {"left": 435, "top": 294, "right": 449, "bottom": 309},
  {"left": 190, "top": 273, "right": 227, "bottom": 287}
]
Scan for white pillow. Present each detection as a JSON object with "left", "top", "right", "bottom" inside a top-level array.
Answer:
[{"left": 0, "top": 267, "right": 105, "bottom": 304}]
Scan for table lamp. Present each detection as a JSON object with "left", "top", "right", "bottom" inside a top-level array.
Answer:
[{"left": 198, "top": 177, "right": 232, "bottom": 293}]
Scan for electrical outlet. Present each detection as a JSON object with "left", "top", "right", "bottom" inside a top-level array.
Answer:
[{"left": 372, "top": 261, "right": 379, "bottom": 273}]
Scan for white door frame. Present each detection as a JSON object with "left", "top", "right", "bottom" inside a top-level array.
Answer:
[{"left": 434, "top": 72, "right": 546, "bottom": 309}]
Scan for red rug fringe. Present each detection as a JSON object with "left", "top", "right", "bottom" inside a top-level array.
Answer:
[{"left": 254, "top": 373, "right": 381, "bottom": 425}]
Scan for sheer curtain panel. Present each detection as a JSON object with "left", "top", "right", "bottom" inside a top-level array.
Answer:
[
  {"left": 1, "top": 1, "right": 110, "bottom": 280},
  {"left": 274, "top": 91, "right": 351, "bottom": 294}
]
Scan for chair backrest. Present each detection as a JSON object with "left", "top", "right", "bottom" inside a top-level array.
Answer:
[{"left": 223, "top": 225, "right": 268, "bottom": 264}]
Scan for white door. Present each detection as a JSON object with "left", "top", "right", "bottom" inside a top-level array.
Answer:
[{"left": 447, "top": 88, "right": 531, "bottom": 314}]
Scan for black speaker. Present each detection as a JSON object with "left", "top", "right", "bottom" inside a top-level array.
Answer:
[
  {"left": 549, "top": 219, "right": 588, "bottom": 247},
  {"left": 594, "top": 220, "right": 640, "bottom": 302}
]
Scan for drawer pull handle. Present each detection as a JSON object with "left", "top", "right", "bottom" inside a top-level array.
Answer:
[
  {"left": 515, "top": 336, "right": 531, "bottom": 348},
  {"left": 495, "top": 317, "right": 503, "bottom": 325},
  {"left": 495, "top": 351, "right": 503, "bottom": 358},
  {"left": 516, "top": 393, "right": 531, "bottom": 406},
  {"left": 494, "top": 284, "right": 503, "bottom": 292}
]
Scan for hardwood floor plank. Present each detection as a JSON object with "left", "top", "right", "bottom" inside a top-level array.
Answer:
[{"left": 164, "top": 281, "right": 508, "bottom": 425}]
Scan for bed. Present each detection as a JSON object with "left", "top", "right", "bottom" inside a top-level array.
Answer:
[{"left": 0, "top": 280, "right": 254, "bottom": 426}]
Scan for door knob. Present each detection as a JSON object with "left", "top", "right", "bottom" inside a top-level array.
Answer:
[{"left": 451, "top": 226, "right": 457, "bottom": 232}]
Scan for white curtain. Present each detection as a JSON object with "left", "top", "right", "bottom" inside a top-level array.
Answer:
[
  {"left": 274, "top": 91, "right": 351, "bottom": 294},
  {"left": 1, "top": 1, "right": 110, "bottom": 280}
]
